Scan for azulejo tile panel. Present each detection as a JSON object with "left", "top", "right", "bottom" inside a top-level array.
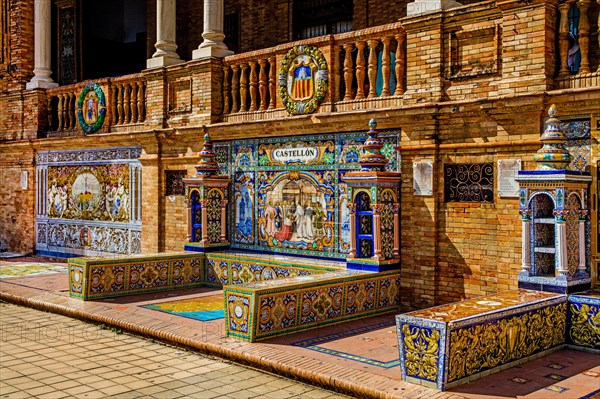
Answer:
[
  {"left": 223, "top": 131, "right": 400, "bottom": 259},
  {"left": 395, "top": 290, "right": 568, "bottom": 390},
  {"left": 224, "top": 270, "right": 400, "bottom": 342},
  {"left": 567, "top": 293, "right": 600, "bottom": 350},
  {"left": 68, "top": 252, "right": 205, "bottom": 300},
  {"left": 36, "top": 147, "right": 143, "bottom": 257},
  {"left": 225, "top": 292, "right": 254, "bottom": 340}
]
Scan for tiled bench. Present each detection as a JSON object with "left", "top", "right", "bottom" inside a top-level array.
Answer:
[
  {"left": 69, "top": 252, "right": 205, "bottom": 300},
  {"left": 225, "top": 269, "right": 401, "bottom": 341},
  {"left": 204, "top": 251, "right": 343, "bottom": 287},
  {"left": 395, "top": 290, "right": 567, "bottom": 390},
  {"left": 567, "top": 291, "right": 600, "bottom": 350}
]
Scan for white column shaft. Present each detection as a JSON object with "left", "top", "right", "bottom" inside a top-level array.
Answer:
[
  {"left": 556, "top": 222, "right": 569, "bottom": 277},
  {"left": 521, "top": 220, "right": 532, "bottom": 275},
  {"left": 27, "top": 0, "right": 57, "bottom": 89},
  {"left": 147, "top": 0, "right": 182, "bottom": 68},
  {"left": 578, "top": 220, "right": 587, "bottom": 275},
  {"left": 192, "top": 0, "right": 233, "bottom": 59}
]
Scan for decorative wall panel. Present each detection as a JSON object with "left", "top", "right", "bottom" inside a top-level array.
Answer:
[
  {"left": 221, "top": 130, "right": 400, "bottom": 258},
  {"left": 567, "top": 292, "right": 600, "bottom": 350},
  {"left": 36, "top": 147, "right": 142, "bottom": 257}
]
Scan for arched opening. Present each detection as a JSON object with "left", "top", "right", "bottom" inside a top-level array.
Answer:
[{"left": 355, "top": 191, "right": 373, "bottom": 258}]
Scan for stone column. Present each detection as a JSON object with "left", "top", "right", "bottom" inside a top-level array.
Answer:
[
  {"left": 147, "top": 0, "right": 183, "bottom": 68},
  {"left": 519, "top": 210, "right": 532, "bottom": 276},
  {"left": 554, "top": 210, "right": 570, "bottom": 278},
  {"left": 348, "top": 203, "right": 356, "bottom": 258},
  {"left": 578, "top": 210, "right": 589, "bottom": 276},
  {"left": 192, "top": 0, "right": 233, "bottom": 59},
  {"left": 27, "top": 0, "right": 58, "bottom": 89}
]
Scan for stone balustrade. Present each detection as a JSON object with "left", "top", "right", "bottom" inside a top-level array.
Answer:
[
  {"left": 46, "top": 74, "right": 147, "bottom": 136},
  {"left": 555, "top": 0, "right": 600, "bottom": 89}
]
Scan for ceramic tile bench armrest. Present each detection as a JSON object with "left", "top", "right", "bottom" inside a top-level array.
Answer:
[
  {"left": 69, "top": 252, "right": 205, "bottom": 300},
  {"left": 225, "top": 269, "right": 401, "bottom": 342}
]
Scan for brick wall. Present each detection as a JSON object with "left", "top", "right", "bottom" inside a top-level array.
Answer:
[{"left": 0, "top": 143, "right": 36, "bottom": 254}]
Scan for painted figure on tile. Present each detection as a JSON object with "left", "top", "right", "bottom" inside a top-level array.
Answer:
[
  {"left": 83, "top": 91, "right": 98, "bottom": 125},
  {"left": 274, "top": 202, "right": 282, "bottom": 230},
  {"left": 304, "top": 203, "right": 315, "bottom": 240},
  {"left": 294, "top": 201, "right": 306, "bottom": 239},
  {"left": 236, "top": 187, "right": 253, "bottom": 238},
  {"left": 274, "top": 211, "right": 295, "bottom": 242},
  {"left": 313, "top": 203, "right": 325, "bottom": 239},
  {"left": 265, "top": 200, "right": 277, "bottom": 236},
  {"left": 115, "top": 177, "right": 129, "bottom": 220}
]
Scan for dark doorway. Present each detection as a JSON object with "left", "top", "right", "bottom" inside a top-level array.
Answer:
[{"left": 81, "top": 0, "right": 147, "bottom": 80}]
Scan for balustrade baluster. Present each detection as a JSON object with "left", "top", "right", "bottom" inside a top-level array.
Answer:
[
  {"left": 231, "top": 65, "right": 240, "bottom": 113},
  {"left": 68, "top": 93, "right": 75, "bottom": 129},
  {"left": 47, "top": 97, "right": 53, "bottom": 130},
  {"left": 259, "top": 59, "right": 268, "bottom": 111},
  {"left": 130, "top": 82, "right": 138, "bottom": 123},
  {"left": 222, "top": 66, "right": 231, "bottom": 114},
  {"left": 577, "top": 0, "right": 591, "bottom": 73},
  {"left": 240, "top": 63, "right": 249, "bottom": 112},
  {"left": 343, "top": 43, "right": 354, "bottom": 101},
  {"left": 367, "top": 39, "right": 379, "bottom": 98},
  {"left": 355, "top": 41, "right": 366, "bottom": 99},
  {"left": 110, "top": 85, "right": 118, "bottom": 126},
  {"left": 381, "top": 37, "right": 392, "bottom": 97},
  {"left": 57, "top": 94, "right": 64, "bottom": 131},
  {"left": 117, "top": 84, "right": 124, "bottom": 125},
  {"left": 137, "top": 82, "right": 145, "bottom": 122},
  {"left": 268, "top": 57, "right": 276, "bottom": 109},
  {"left": 249, "top": 61, "right": 258, "bottom": 111},
  {"left": 394, "top": 34, "right": 406, "bottom": 95},
  {"left": 558, "top": 2, "right": 572, "bottom": 77},
  {"left": 124, "top": 83, "right": 131, "bottom": 124}
]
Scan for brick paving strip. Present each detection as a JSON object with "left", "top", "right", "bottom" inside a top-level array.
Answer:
[
  {"left": 0, "top": 302, "right": 351, "bottom": 399},
  {"left": 0, "top": 276, "right": 465, "bottom": 399}
]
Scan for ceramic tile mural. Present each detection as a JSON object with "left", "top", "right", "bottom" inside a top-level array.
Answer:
[
  {"left": 36, "top": 147, "right": 142, "bottom": 257},
  {"left": 561, "top": 118, "right": 591, "bottom": 172},
  {"left": 220, "top": 130, "right": 400, "bottom": 258}
]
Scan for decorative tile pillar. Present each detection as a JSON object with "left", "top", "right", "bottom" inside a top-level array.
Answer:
[
  {"left": 516, "top": 105, "right": 592, "bottom": 294},
  {"left": 27, "top": 0, "right": 58, "bottom": 89},
  {"left": 183, "top": 133, "right": 231, "bottom": 252},
  {"left": 342, "top": 119, "right": 402, "bottom": 272},
  {"left": 519, "top": 209, "right": 532, "bottom": 277},
  {"left": 147, "top": 0, "right": 183, "bottom": 68},
  {"left": 192, "top": 0, "right": 233, "bottom": 59}
]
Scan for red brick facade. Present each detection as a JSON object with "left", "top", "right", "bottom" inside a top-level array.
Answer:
[{"left": 1, "top": 0, "right": 598, "bottom": 309}]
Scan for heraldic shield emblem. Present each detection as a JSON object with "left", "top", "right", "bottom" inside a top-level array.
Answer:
[
  {"left": 278, "top": 45, "right": 328, "bottom": 115},
  {"left": 77, "top": 82, "right": 106, "bottom": 134}
]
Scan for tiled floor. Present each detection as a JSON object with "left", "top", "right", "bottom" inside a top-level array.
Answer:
[
  {"left": 1, "top": 255, "right": 599, "bottom": 399},
  {"left": 0, "top": 302, "right": 350, "bottom": 399}
]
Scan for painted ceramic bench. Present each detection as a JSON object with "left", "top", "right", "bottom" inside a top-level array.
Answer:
[
  {"left": 203, "top": 251, "right": 343, "bottom": 287},
  {"left": 395, "top": 290, "right": 567, "bottom": 390},
  {"left": 224, "top": 269, "right": 401, "bottom": 341},
  {"left": 567, "top": 291, "right": 600, "bottom": 351},
  {"left": 69, "top": 251, "right": 205, "bottom": 300}
]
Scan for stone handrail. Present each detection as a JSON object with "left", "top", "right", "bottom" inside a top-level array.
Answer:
[{"left": 220, "top": 22, "right": 406, "bottom": 120}]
